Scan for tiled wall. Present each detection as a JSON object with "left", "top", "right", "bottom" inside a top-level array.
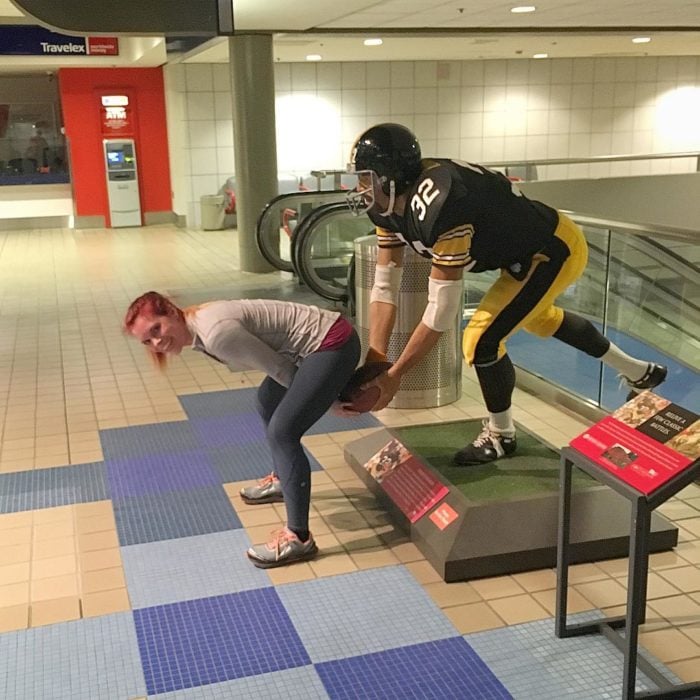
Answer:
[{"left": 165, "top": 57, "right": 700, "bottom": 226}]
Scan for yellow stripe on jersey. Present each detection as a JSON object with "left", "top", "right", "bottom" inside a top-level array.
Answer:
[
  {"left": 432, "top": 224, "right": 474, "bottom": 267},
  {"left": 376, "top": 226, "right": 405, "bottom": 248}
]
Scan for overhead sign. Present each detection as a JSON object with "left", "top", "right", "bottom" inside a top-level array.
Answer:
[{"left": 0, "top": 25, "right": 119, "bottom": 56}]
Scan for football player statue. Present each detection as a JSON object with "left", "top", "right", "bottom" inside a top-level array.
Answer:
[{"left": 346, "top": 123, "right": 667, "bottom": 466}]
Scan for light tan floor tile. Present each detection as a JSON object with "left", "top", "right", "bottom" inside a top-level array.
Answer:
[
  {"left": 0, "top": 604, "right": 29, "bottom": 632},
  {"left": 567, "top": 562, "right": 608, "bottom": 584},
  {"left": 639, "top": 627, "right": 700, "bottom": 663},
  {"left": 676, "top": 542, "right": 700, "bottom": 564},
  {"left": 532, "top": 587, "right": 596, "bottom": 615},
  {"left": 33, "top": 520, "right": 74, "bottom": 541},
  {"left": 81, "top": 588, "right": 131, "bottom": 618},
  {"left": 266, "top": 563, "right": 317, "bottom": 585},
  {"left": 423, "top": 580, "right": 482, "bottom": 608},
  {"left": 31, "top": 574, "right": 79, "bottom": 601},
  {"left": 349, "top": 548, "right": 401, "bottom": 570},
  {"left": 31, "top": 554, "right": 77, "bottom": 580},
  {"left": 0, "top": 582, "right": 29, "bottom": 606},
  {"left": 650, "top": 550, "right": 694, "bottom": 570},
  {"left": 488, "top": 594, "right": 550, "bottom": 625},
  {"left": 648, "top": 594, "right": 700, "bottom": 624},
  {"left": 309, "top": 551, "right": 358, "bottom": 578},
  {"left": 470, "top": 575, "right": 526, "bottom": 600},
  {"left": 666, "top": 658, "right": 700, "bottom": 683},
  {"left": 334, "top": 528, "right": 384, "bottom": 552},
  {"left": 81, "top": 567, "right": 127, "bottom": 594},
  {"left": 0, "top": 512, "right": 32, "bottom": 530},
  {"left": 0, "top": 562, "right": 30, "bottom": 586},
  {"left": 443, "top": 601, "right": 505, "bottom": 634},
  {"left": 237, "top": 508, "right": 285, "bottom": 529},
  {"left": 657, "top": 566, "right": 700, "bottom": 593},
  {"left": 31, "top": 596, "right": 81, "bottom": 627},
  {"left": 79, "top": 548, "right": 123, "bottom": 572},
  {"left": 404, "top": 560, "right": 443, "bottom": 584},
  {"left": 0, "top": 543, "right": 31, "bottom": 564},
  {"left": 512, "top": 569, "right": 557, "bottom": 592},
  {"left": 75, "top": 501, "right": 113, "bottom": 518},
  {"left": 386, "top": 540, "right": 424, "bottom": 563},
  {"left": 76, "top": 530, "right": 120, "bottom": 553},
  {"left": 574, "top": 578, "right": 628, "bottom": 608}
]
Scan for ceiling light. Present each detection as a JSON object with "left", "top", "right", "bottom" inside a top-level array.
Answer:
[
  {"left": 511, "top": 6, "right": 536, "bottom": 13},
  {"left": 632, "top": 37, "right": 651, "bottom": 44},
  {"left": 533, "top": 53, "right": 548, "bottom": 59},
  {"left": 364, "top": 38, "right": 383, "bottom": 47},
  {"left": 305, "top": 54, "right": 322, "bottom": 61}
]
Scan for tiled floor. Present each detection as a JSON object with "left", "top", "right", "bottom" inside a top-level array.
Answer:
[{"left": 0, "top": 223, "right": 698, "bottom": 698}]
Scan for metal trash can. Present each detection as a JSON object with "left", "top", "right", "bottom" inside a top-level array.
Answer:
[
  {"left": 200, "top": 194, "right": 226, "bottom": 230},
  {"left": 354, "top": 235, "right": 462, "bottom": 408}
]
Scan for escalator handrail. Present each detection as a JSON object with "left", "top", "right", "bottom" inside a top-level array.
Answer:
[{"left": 255, "top": 189, "right": 348, "bottom": 273}]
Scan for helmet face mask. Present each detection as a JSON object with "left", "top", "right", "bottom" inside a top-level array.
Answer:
[
  {"left": 346, "top": 123, "right": 422, "bottom": 217},
  {"left": 345, "top": 169, "right": 383, "bottom": 216}
]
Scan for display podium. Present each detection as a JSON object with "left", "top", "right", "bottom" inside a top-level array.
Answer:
[{"left": 556, "top": 392, "right": 700, "bottom": 699}]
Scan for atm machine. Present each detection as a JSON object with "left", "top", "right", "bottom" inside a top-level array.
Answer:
[{"left": 103, "top": 139, "right": 142, "bottom": 227}]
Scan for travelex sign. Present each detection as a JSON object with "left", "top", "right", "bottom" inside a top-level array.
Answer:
[{"left": 0, "top": 25, "right": 118, "bottom": 56}]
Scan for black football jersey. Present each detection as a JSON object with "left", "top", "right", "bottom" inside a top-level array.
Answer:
[{"left": 368, "top": 158, "right": 559, "bottom": 273}]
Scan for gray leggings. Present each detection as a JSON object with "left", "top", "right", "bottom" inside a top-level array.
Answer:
[{"left": 255, "top": 330, "right": 361, "bottom": 532}]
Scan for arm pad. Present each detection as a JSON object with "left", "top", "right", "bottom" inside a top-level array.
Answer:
[
  {"left": 370, "top": 263, "right": 403, "bottom": 306},
  {"left": 422, "top": 277, "right": 463, "bottom": 332}
]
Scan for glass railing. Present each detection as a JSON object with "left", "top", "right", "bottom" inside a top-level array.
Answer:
[
  {"left": 291, "top": 203, "right": 698, "bottom": 413},
  {"left": 503, "top": 216, "right": 699, "bottom": 411}
]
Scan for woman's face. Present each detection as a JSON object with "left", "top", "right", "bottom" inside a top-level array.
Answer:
[{"left": 130, "top": 311, "right": 191, "bottom": 356}]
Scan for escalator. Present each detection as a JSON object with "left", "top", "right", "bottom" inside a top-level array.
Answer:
[{"left": 255, "top": 190, "right": 349, "bottom": 273}]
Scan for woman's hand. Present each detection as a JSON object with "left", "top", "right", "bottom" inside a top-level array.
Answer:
[{"left": 365, "top": 369, "right": 401, "bottom": 411}]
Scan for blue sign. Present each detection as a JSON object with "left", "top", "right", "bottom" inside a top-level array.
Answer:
[{"left": 0, "top": 25, "right": 118, "bottom": 56}]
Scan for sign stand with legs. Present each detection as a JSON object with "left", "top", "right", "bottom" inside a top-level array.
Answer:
[{"left": 556, "top": 445, "right": 700, "bottom": 700}]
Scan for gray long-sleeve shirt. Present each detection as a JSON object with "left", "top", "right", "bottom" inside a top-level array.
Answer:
[{"left": 185, "top": 299, "right": 340, "bottom": 387}]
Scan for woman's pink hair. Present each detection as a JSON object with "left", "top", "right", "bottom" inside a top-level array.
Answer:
[{"left": 124, "top": 291, "right": 185, "bottom": 370}]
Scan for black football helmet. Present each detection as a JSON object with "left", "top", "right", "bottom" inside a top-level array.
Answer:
[{"left": 347, "top": 123, "right": 422, "bottom": 215}]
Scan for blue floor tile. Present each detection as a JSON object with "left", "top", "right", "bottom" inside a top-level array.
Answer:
[
  {"left": 179, "top": 389, "right": 259, "bottom": 420},
  {"left": 99, "top": 421, "right": 201, "bottom": 461},
  {"left": 306, "top": 411, "right": 381, "bottom": 434},
  {"left": 114, "top": 485, "right": 241, "bottom": 546},
  {"left": 189, "top": 413, "right": 266, "bottom": 448},
  {"left": 277, "top": 567, "right": 457, "bottom": 663},
  {"left": 0, "top": 462, "right": 108, "bottom": 514},
  {"left": 105, "top": 449, "right": 221, "bottom": 499},
  {"left": 122, "top": 530, "right": 269, "bottom": 608},
  {"left": 465, "top": 615, "right": 682, "bottom": 698},
  {"left": 150, "top": 666, "right": 329, "bottom": 699},
  {"left": 316, "top": 637, "right": 512, "bottom": 700},
  {"left": 134, "top": 589, "right": 310, "bottom": 695},
  {"left": 0, "top": 613, "right": 146, "bottom": 700},
  {"left": 206, "top": 442, "right": 324, "bottom": 484}
]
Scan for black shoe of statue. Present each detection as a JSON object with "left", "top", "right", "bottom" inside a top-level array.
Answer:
[
  {"left": 624, "top": 363, "right": 667, "bottom": 402},
  {"left": 453, "top": 420, "right": 517, "bottom": 466}
]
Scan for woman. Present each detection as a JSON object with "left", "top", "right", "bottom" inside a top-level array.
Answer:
[{"left": 124, "top": 291, "right": 360, "bottom": 568}]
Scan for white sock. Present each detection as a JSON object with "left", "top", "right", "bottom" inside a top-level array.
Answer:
[
  {"left": 489, "top": 409, "right": 515, "bottom": 435},
  {"left": 600, "top": 344, "right": 649, "bottom": 381}
]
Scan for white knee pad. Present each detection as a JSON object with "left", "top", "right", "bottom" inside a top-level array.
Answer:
[
  {"left": 422, "top": 277, "right": 463, "bottom": 332},
  {"left": 370, "top": 263, "right": 403, "bottom": 306}
]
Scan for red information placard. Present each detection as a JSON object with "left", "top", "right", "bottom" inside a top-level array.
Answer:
[
  {"left": 364, "top": 438, "right": 449, "bottom": 523},
  {"left": 430, "top": 503, "right": 459, "bottom": 530},
  {"left": 570, "top": 392, "right": 699, "bottom": 495}
]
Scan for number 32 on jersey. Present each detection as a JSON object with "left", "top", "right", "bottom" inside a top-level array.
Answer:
[{"left": 410, "top": 178, "right": 440, "bottom": 221}]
